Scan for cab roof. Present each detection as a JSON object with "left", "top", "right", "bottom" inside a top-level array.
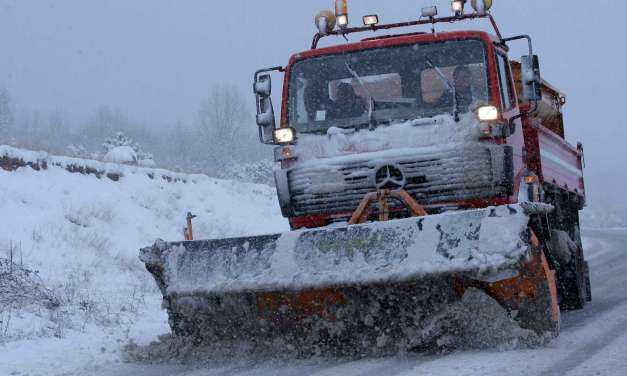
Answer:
[{"left": 289, "top": 30, "right": 500, "bottom": 65}]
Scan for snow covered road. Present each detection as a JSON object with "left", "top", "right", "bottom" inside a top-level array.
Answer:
[{"left": 59, "top": 228, "right": 627, "bottom": 376}]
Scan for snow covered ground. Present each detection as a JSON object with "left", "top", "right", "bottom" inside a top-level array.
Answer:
[
  {"left": 6, "top": 229, "right": 622, "bottom": 376},
  {"left": 0, "top": 147, "right": 288, "bottom": 374},
  {"left": 1, "top": 147, "right": 626, "bottom": 375}
]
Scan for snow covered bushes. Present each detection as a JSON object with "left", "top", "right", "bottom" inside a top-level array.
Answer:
[
  {"left": 0, "top": 259, "right": 58, "bottom": 312},
  {"left": 103, "top": 145, "right": 138, "bottom": 165},
  {"left": 103, "top": 131, "right": 155, "bottom": 167},
  {"left": 0, "top": 249, "right": 145, "bottom": 342},
  {"left": 0, "top": 245, "right": 60, "bottom": 341}
]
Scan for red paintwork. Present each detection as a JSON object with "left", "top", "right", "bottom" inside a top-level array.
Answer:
[
  {"left": 537, "top": 125, "right": 585, "bottom": 194},
  {"left": 517, "top": 103, "right": 585, "bottom": 197},
  {"left": 290, "top": 214, "right": 328, "bottom": 230},
  {"left": 289, "top": 197, "right": 512, "bottom": 230},
  {"left": 278, "top": 30, "right": 585, "bottom": 229}
]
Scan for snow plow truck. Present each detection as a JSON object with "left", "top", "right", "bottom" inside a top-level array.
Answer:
[{"left": 141, "top": 1, "right": 590, "bottom": 355}]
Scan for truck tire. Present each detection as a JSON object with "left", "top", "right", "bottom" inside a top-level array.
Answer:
[
  {"left": 584, "top": 261, "right": 592, "bottom": 302},
  {"left": 547, "top": 229, "right": 588, "bottom": 311},
  {"left": 558, "top": 243, "right": 587, "bottom": 310}
]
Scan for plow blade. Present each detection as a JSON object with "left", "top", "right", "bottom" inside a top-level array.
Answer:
[{"left": 140, "top": 204, "right": 559, "bottom": 355}]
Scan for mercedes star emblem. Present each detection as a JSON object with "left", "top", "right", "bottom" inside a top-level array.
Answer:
[{"left": 375, "top": 164, "right": 406, "bottom": 190}]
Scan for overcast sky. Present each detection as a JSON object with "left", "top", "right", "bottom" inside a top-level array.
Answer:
[{"left": 1, "top": 0, "right": 626, "bottom": 204}]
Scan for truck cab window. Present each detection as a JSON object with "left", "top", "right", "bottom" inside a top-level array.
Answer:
[
  {"left": 496, "top": 53, "right": 515, "bottom": 110},
  {"left": 288, "top": 39, "right": 489, "bottom": 133},
  {"left": 421, "top": 64, "right": 487, "bottom": 110}
]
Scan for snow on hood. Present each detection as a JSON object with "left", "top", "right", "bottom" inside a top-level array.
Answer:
[{"left": 295, "top": 113, "right": 483, "bottom": 163}]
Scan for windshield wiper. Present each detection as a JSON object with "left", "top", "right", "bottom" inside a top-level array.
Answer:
[
  {"left": 425, "top": 57, "right": 460, "bottom": 122},
  {"left": 344, "top": 60, "right": 378, "bottom": 130}
]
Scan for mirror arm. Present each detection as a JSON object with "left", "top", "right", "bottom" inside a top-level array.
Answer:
[
  {"left": 508, "top": 111, "right": 523, "bottom": 134},
  {"left": 503, "top": 34, "right": 541, "bottom": 128},
  {"left": 311, "top": 33, "right": 323, "bottom": 50},
  {"left": 502, "top": 34, "right": 533, "bottom": 56},
  {"left": 258, "top": 124, "right": 270, "bottom": 145},
  {"left": 254, "top": 66, "right": 285, "bottom": 82},
  {"left": 508, "top": 99, "right": 539, "bottom": 134},
  {"left": 487, "top": 14, "right": 504, "bottom": 42}
]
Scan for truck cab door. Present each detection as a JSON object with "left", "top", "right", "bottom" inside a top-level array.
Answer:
[{"left": 495, "top": 51, "right": 532, "bottom": 197}]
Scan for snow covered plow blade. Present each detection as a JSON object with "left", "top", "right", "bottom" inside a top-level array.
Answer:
[{"left": 140, "top": 204, "right": 559, "bottom": 355}]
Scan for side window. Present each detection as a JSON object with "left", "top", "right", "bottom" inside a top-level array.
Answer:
[{"left": 496, "top": 54, "right": 515, "bottom": 109}]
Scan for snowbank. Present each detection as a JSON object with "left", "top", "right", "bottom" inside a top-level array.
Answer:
[
  {"left": 0, "top": 145, "right": 288, "bottom": 344},
  {"left": 1, "top": 144, "right": 191, "bottom": 183}
]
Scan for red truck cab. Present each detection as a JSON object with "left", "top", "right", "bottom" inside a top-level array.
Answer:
[
  {"left": 253, "top": 11, "right": 585, "bottom": 235},
  {"left": 252, "top": 3, "right": 590, "bottom": 315}
]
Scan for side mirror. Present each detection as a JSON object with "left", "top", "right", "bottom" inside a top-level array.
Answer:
[
  {"left": 253, "top": 74, "right": 272, "bottom": 98},
  {"left": 256, "top": 96, "right": 276, "bottom": 144},
  {"left": 521, "top": 55, "right": 542, "bottom": 102}
]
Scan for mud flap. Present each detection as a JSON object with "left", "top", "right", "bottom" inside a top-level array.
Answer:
[{"left": 513, "top": 249, "right": 560, "bottom": 336}]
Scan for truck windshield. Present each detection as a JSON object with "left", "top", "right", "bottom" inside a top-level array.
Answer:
[{"left": 288, "top": 39, "right": 489, "bottom": 133}]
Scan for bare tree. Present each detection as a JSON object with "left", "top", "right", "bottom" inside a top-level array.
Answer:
[
  {"left": 42, "top": 108, "right": 72, "bottom": 151},
  {"left": 195, "top": 84, "right": 268, "bottom": 174},
  {"left": 78, "top": 105, "right": 129, "bottom": 150},
  {"left": 0, "top": 88, "right": 14, "bottom": 140},
  {"left": 197, "top": 85, "right": 248, "bottom": 143}
]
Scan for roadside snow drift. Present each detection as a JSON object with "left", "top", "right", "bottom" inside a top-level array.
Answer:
[{"left": 0, "top": 145, "right": 288, "bottom": 342}]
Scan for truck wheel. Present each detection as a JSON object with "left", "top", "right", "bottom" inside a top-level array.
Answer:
[{"left": 559, "top": 244, "right": 587, "bottom": 310}]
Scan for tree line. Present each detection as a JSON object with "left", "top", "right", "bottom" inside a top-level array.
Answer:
[{"left": 0, "top": 85, "right": 273, "bottom": 183}]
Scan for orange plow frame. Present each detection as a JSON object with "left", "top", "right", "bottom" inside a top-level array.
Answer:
[
  {"left": 455, "top": 230, "right": 561, "bottom": 332},
  {"left": 348, "top": 189, "right": 428, "bottom": 224},
  {"left": 267, "top": 190, "right": 560, "bottom": 335}
]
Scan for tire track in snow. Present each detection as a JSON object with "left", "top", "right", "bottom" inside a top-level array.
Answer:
[
  {"left": 539, "top": 229, "right": 627, "bottom": 375},
  {"left": 540, "top": 305, "right": 627, "bottom": 376}
]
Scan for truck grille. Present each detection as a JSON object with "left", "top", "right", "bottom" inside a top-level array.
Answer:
[{"left": 288, "top": 145, "right": 512, "bottom": 217}]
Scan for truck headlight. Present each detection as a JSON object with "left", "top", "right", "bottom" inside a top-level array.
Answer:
[
  {"left": 335, "top": 0, "right": 348, "bottom": 28},
  {"left": 452, "top": 0, "right": 465, "bottom": 16},
  {"left": 362, "top": 15, "right": 379, "bottom": 27},
  {"left": 274, "top": 127, "right": 296, "bottom": 144},
  {"left": 336, "top": 14, "right": 349, "bottom": 28},
  {"left": 477, "top": 105, "right": 499, "bottom": 121}
]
